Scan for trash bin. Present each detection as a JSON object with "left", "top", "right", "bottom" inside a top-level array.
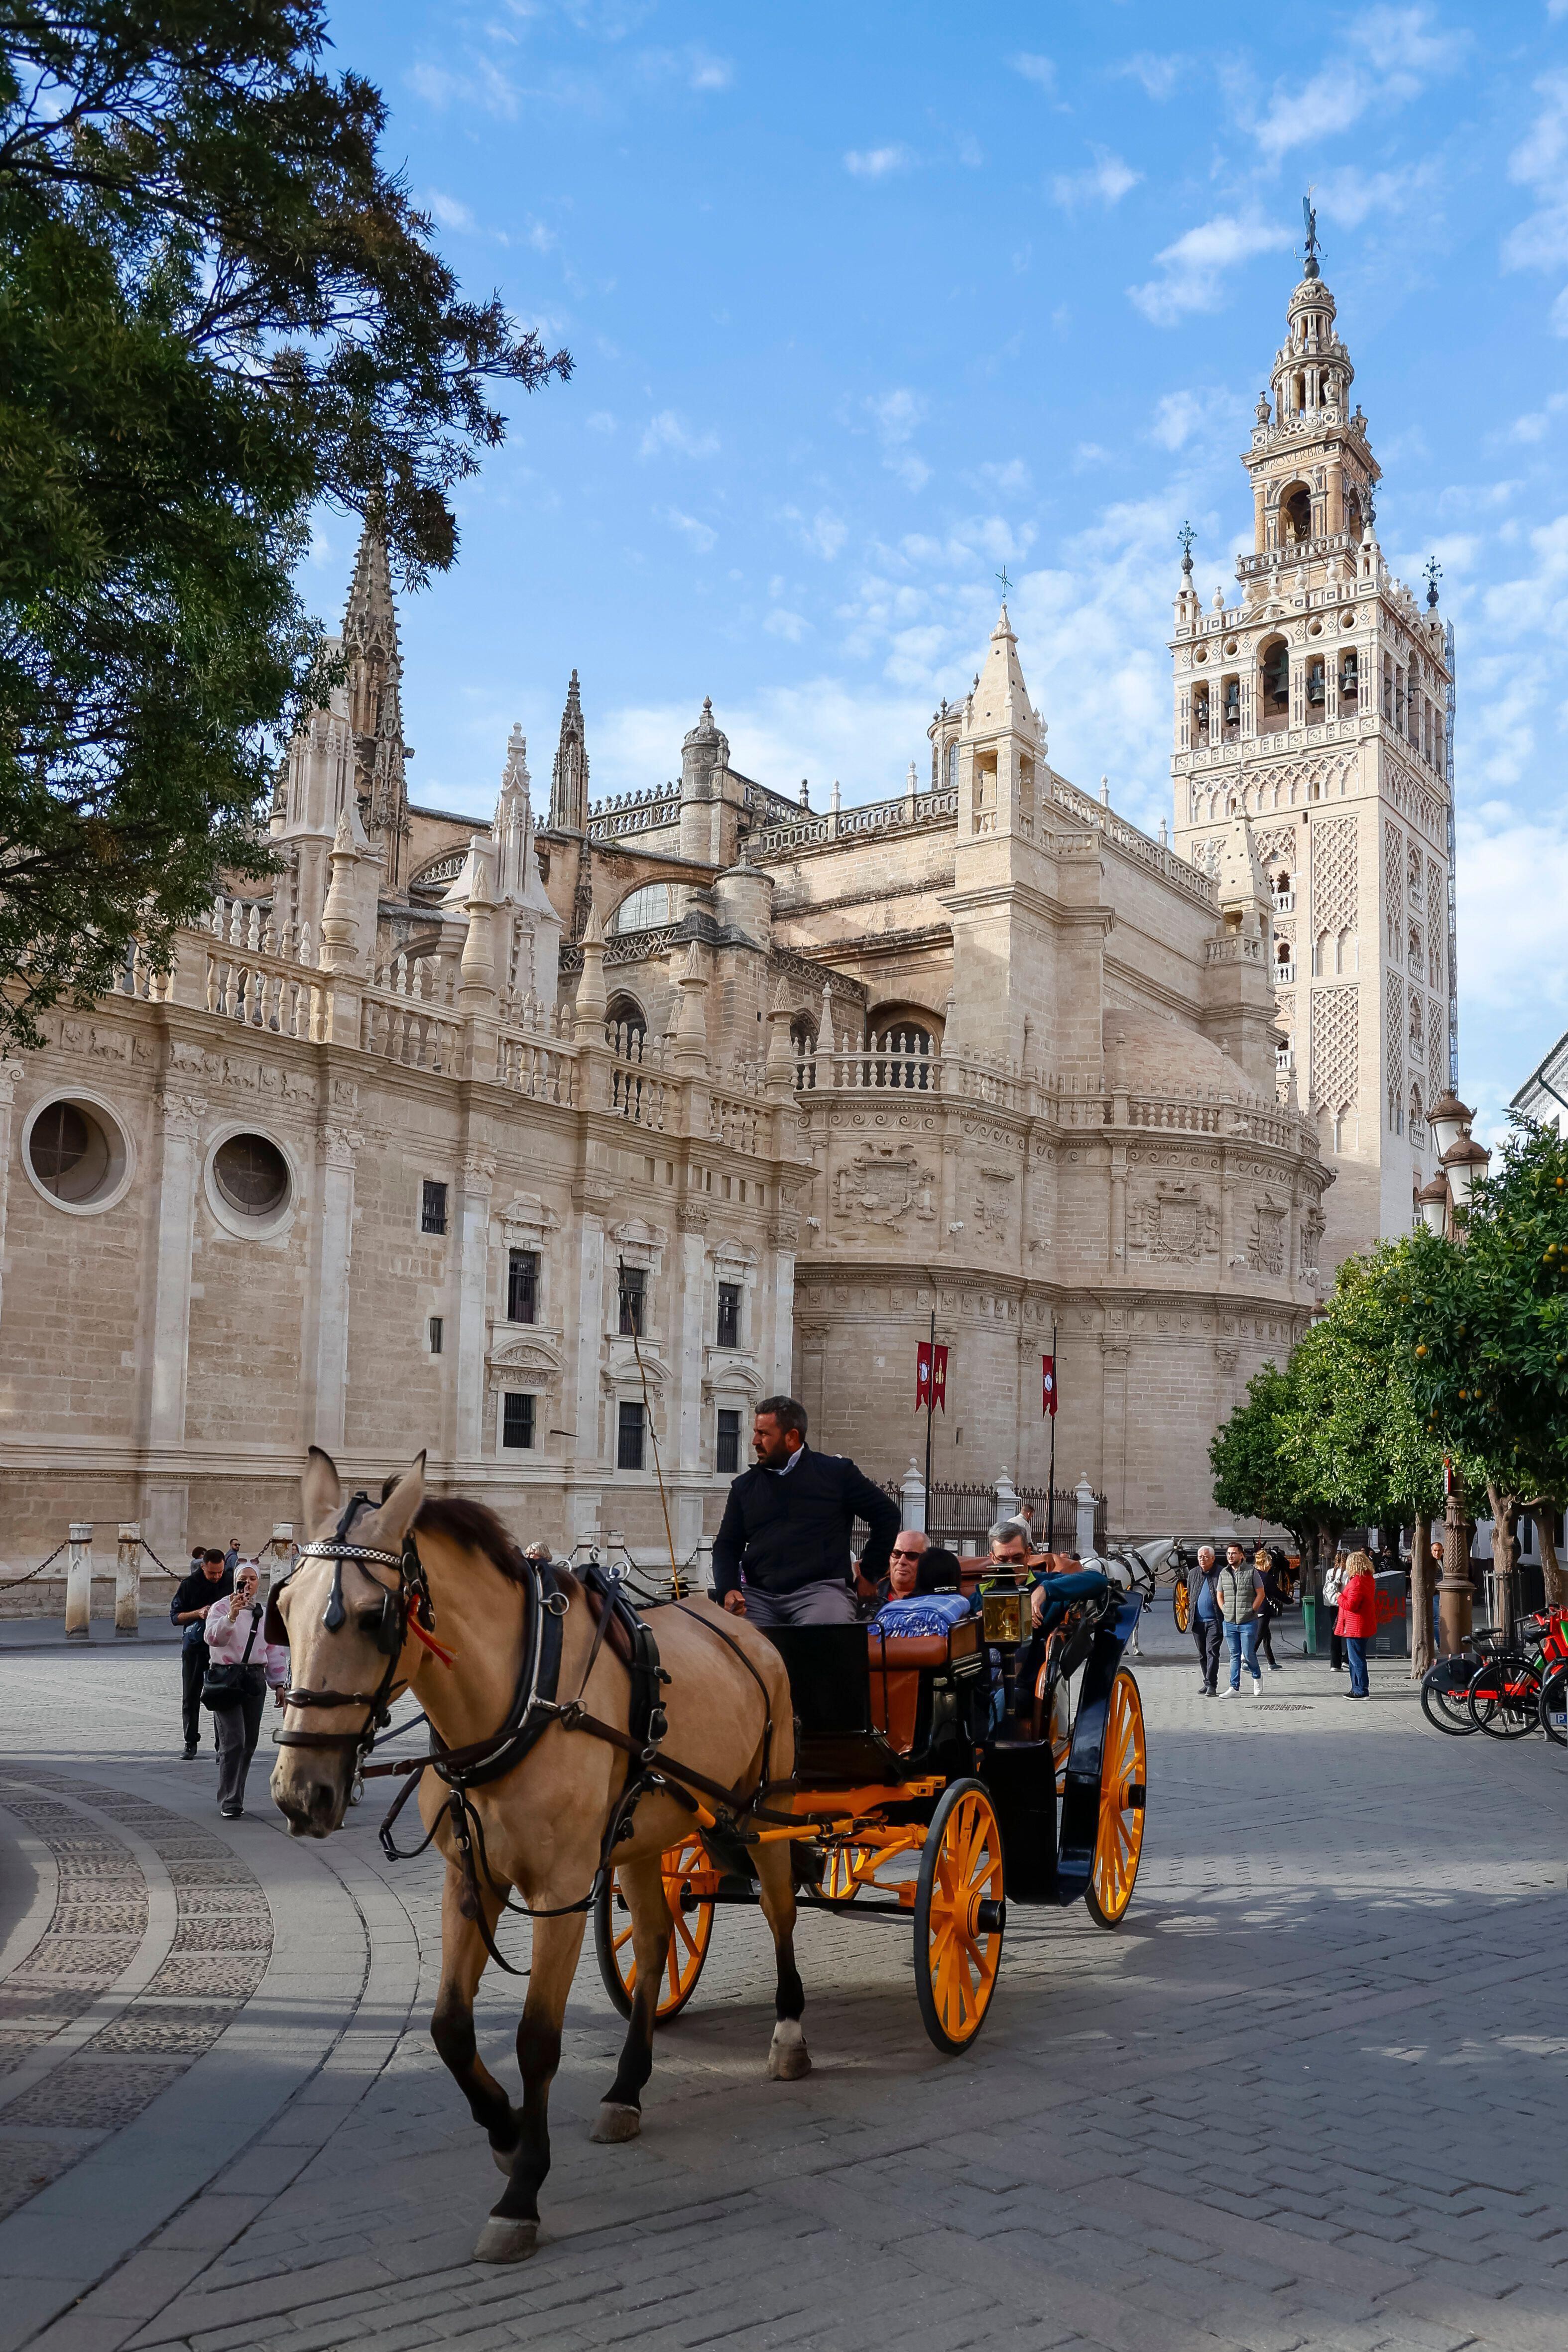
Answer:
[
  {"left": 1371, "top": 1570, "right": 1408, "bottom": 1657},
  {"left": 1302, "top": 1593, "right": 1320, "bottom": 1655}
]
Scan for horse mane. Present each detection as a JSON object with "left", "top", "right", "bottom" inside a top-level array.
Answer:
[{"left": 414, "top": 1496, "right": 529, "bottom": 1585}]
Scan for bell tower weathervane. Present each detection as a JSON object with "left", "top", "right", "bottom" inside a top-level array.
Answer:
[{"left": 1302, "top": 190, "right": 1321, "bottom": 280}]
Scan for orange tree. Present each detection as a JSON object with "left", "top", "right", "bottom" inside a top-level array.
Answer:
[{"left": 1391, "top": 1120, "right": 1568, "bottom": 1608}]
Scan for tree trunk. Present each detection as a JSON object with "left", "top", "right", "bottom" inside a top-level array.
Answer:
[
  {"left": 1529, "top": 1501, "right": 1568, "bottom": 1610},
  {"left": 1409, "top": 1509, "right": 1435, "bottom": 1678},
  {"left": 1486, "top": 1483, "right": 1519, "bottom": 1644}
]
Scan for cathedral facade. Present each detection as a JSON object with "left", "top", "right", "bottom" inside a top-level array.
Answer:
[{"left": 1, "top": 260, "right": 1447, "bottom": 1579}]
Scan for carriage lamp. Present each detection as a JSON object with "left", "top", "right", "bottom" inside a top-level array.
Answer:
[{"left": 982, "top": 1591, "right": 1027, "bottom": 1646}]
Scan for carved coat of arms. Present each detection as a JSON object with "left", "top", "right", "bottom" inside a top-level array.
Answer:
[
  {"left": 1130, "top": 1180, "right": 1217, "bottom": 1265},
  {"left": 834, "top": 1144, "right": 936, "bottom": 1231}
]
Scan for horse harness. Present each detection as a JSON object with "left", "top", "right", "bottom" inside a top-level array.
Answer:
[{"left": 272, "top": 1496, "right": 777, "bottom": 1975}]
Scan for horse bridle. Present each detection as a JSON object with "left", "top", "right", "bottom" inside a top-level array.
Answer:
[{"left": 272, "top": 1491, "right": 441, "bottom": 1766}]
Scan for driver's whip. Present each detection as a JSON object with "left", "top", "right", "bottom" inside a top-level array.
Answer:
[{"left": 619, "top": 1256, "right": 684, "bottom": 1599}]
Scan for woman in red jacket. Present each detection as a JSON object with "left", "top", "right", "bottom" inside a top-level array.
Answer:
[{"left": 1335, "top": 1547, "right": 1378, "bottom": 1698}]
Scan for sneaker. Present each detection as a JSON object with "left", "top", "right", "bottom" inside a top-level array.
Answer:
[
  {"left": 1268, "top": 1662, "right": 1282, "bottom": 1673},
  {"left": 181, "top": 1746, "right": 197, "bottom": 1760},
  {"left": 1220, "top": 1687, "right": 1236, "bottom": 1699},
  {"left": 1251, "top": 1676, "right": 1263, "bottom": 1695},
  {"left": 220, "top": 1803, "right": 243, "bottom": 1818}
]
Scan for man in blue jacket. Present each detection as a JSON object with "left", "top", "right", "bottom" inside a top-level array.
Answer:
[{"left": 713, "top": 1396, "right": 899, "bottom": 1627}]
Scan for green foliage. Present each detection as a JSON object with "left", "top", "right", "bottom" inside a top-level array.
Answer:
[
  {"left": 1390, "top": 1120, "right": 1568, "bottom": 1505},
  {"left": 1208, "top": 1358, "right": 1318, "bottom": 1537},
  {"left": 0, "top": 3, "right": 570, "bottom": 1041}
]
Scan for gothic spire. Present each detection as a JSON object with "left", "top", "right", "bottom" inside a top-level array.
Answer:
[
  {"left": 340, "top": 523, "right": 409, "bottom": 890},
  {"left": 549, "top": 669, "right": 589, "bottom": 832}
]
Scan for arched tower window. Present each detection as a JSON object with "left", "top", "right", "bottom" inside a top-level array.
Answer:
[
  {"left": 1191, "top": 682, "right": 1210, "bottom": 747},
  {"left": 1338, "top": 648, "right": 1359, "bottom": 710},
  {"left": 1259, "top": 637, "right": 1290, "bottom": 733},
  {"left": 1282, "top": 485, "right": 1312, "bottom": 545},
  {"left": 608, "top": 883, "right": 670, "bottom": 934},
  {"left": 946, "top": 739, "right": 959, "bottom": 791},
  {"left": 1344, "top": 485, "right": 1363, "bottom": 540}
]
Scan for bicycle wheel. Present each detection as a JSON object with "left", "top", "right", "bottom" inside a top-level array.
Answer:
[
  {"left": 1467, "top": 1652, "right": 1542, "bottom": 1740},
  {"left": 1420, "top": 1657, "right": 1478, "bottom": 1736},
  {"left": 1539, "top": 1658, "right": 1568, "bottom": 1746}
]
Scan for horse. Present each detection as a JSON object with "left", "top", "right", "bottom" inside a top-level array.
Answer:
[{"left": 269, "top": 1447, "right": 808, "bottom": 2264}]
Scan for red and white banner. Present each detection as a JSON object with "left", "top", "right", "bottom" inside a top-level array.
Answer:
[
  {"left": 1042, "top": 1353, "right": 1058, "bottom": 1418},
  {"left": 932, "top": 1344, "right": 948, "bottom": 1411},
  {"left": 916, "top": 1342, "right": 950, "bottom": 1412}
]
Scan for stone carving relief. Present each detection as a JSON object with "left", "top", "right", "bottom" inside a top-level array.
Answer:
[
  {"left": 1128, "top": 1179, "right": 1218, "bottom": 1265},
  {"left": 487, "top": 1335, "right": 564, "bottom": 1400},
  {"left": 971, "top": 1168, "right": 1014, "bottom": 1243},
  {"left": 833, "top": 1143, "right": 937, "bottom": 1230},
  {"left": 1245, "top": 1194, "right": 1288, "bottom": 1278},
  {"left": 1301, "top": 1205, "right": 1325, "bottom": 1281}
]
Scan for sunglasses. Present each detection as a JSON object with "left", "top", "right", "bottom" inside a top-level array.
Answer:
[{"left": 891, "top": 1547, "right": 924, "bottom": 1560}]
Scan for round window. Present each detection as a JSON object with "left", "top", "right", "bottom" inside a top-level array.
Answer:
[
  {"left": 28, "top": 1100, "right": 112, "bottom": 1203},
  {"left": 213, "top": 1134, "right": 290, "bottom": 1216}
]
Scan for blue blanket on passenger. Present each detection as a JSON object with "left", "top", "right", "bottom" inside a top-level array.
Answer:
[{"left": 869, "top": 1593, "right": 974, "bottom": 1637}]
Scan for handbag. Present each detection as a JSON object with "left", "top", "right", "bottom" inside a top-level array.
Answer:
[{"left": 201, "top": 1607, "right": 263, "bottom": 1709}]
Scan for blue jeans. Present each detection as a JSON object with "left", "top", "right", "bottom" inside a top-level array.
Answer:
[
  {"left": 1344, "top": 1634, "right": 1369, "bottom": 1695},
  {"left": 1224, "top": 1621, "right": 1260, "bottom": 1688}
]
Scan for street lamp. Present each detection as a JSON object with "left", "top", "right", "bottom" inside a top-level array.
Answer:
[
  {"left": 1417, "top": 1173, "right": 1450, "bottom": 1236},
  {"left": 1441, "top": 1133, "right": 1491, "bottom": 1214},
  {"left": 1428, "top": 1089, "right": 1474, "bottom": 1161}
]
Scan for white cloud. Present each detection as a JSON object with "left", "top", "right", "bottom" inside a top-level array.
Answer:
[
  {"left": 1243, "top": 7, "right": 1464, "bottom": 165},
  {"left": 1051, "top": 147, "right": 1141, "bottom": 210},
  {"left": 586, "top": 410, "right": 616, "bottom": 435},
  {"left": 1011, "top": 54, "right": 1056, "bottom": 93},
  {"left": 1149, "top": 389, "right": 1242, "bottom": 454},
  {"left": 865, "top": 388, "right": 930, "bottom": 492},
  {"left": 1503, "top": 73, "right": 1568, "bottom": 276},
  {"left": 687, "top": 49, "right": 732, "bottom": 91},
  {"left": 972, "top": 458, "right": 1033, "bottom": 497},
  {"left": 1117, "top": 53, "right": 1183, "bottom": 101},
  {"left": 420, "top": 189, "right": 475, "bottom": 233},
  {"left": 781, "top": 507, "right": 847, "bottom": 561},
  {"left": 661, "top": 507, "right": 716, "bottom": 553},
  {"left": 844, "top": 144, "right": 912, "bottom": 180},
  {"left": 1507, "top": 393, "right": 1568, "bottom": 446},
  {"left": 1129, "top": 214, "right": 1290, "bottom": 327},
  {"left": 639, "top": 410, "right": 720, "bottom": 460},
  {"left": 764, "top": 608, "right": 810, "bottom": 643}
]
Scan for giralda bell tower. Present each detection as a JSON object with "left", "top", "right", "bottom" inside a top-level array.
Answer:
[{"left": 1170, "top": 211, "right": 1458, "bottom": 1278}]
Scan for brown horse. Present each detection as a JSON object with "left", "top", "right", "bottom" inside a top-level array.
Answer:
[{"left": 269, "top": 1449, "right": 808, "bottom": 2263}]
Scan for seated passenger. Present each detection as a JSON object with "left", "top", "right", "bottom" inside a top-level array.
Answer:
[
  {"left": 1029, "top": 1558, "right": 1110, "bottom": 1634},
  {"left": 860, "top": 1528, "right": 927, "bottom": 1614},
  {"left": 978, "top": 1517, "right": 1036, "bottom": 1595},
  {"left": 869, "top": 1546, "right": 971, "bottom": 1636}
]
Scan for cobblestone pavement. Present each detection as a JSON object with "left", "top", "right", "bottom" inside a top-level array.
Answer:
[{"left": 1, "top": 1609, "right": 1565, "bottom": 2352}]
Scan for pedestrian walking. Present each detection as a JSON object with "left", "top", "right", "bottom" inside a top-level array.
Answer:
[
  {"left": 202, "top": 1561, "right": 289, "bottom": 1815},
  {"left": 1335, "top": 1546, "right": 1377, "bottom": 1699},
  {"left": 223, "top": 1536, "right": 241, "bottom": 1574},
  {"left": 1217, "top": 1541, "right": 1265, "bottom": 1697},
  {"left": 1254, "top": 1546, "right": 1286, "bottom": 1672},
  {"left": 1323, "top": 1545, "right": 1349, "bottom": 1672},
  {"left": 1189, "top": 1544, "right": 1223, "bottom": 1695},
  {"left": 713, "top": 1397, "right": 899, "bottom": 1626},
  {"left": 168, "top": 1546, "right": 234, "bottom": 1757}
]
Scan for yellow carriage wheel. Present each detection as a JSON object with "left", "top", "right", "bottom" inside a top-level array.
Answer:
[
  {"left": 593, "top": 1837, "right": 716, "bottom": 2023},
  {"left": 816, "top": 1842, "right": 872, "bottom": 1902},
  {"left": 1173, "top": 1578, "right": 1191, "bottom": 1633},
  {"left": 1084, "top": 1669, "right": 1147, "bottom": 1930},
  {"left": 913, "top": 1779, "right": 1006, "bottom": 2054}
]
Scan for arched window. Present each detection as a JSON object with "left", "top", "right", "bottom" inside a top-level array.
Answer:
[
  {"left": 1344, "top": 486, "right": 1363, "bottom": 541},
  {"left": 1339, "top": 648, "right": 1359, "bottom": 709},
  {"left": 608, "top": 883, "right": 670, "bottom": 935},
  {"left": 604, "top": 993, "right": 647, "bottom": 1058},
  {"left": 1410, "top": 1084, "right": 1425, "bottom": 1143},
  {"left": 1191, "top": 683, "right": 1209, "bottom": 746},
  {"left": 871, "top": 1020, "right": 935, "bottom": 1090},
  {"left": 1305, "top": 655, "right": 1326, "bottom": 712},
  {"left": 1409, "top": 925, "right": 1421, "bottom": 970},
  {"left": 1259, "top": 637, "right": 1290, "bottom": 732},
  {"left": 1409, "top": 993, "right": 1423, "bottom": 1049},
  {"left": 1282, "top": 485, "right": 1312, "bottom": 545},
  {"left": 946, "top": 740, "right": 959, "bottom": 791}
]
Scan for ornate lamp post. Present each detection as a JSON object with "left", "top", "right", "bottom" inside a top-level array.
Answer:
[{"left": 1420, "top": 1094, "right": 1492, "bottom": 1654}]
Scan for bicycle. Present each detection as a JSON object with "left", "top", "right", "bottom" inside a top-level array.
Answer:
[{"left": 1467, "top": 1609, "right": 1568, "bottom": 1741}]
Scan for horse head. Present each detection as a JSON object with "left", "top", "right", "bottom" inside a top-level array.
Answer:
[{"left": 270, "top": 1444, "right": 426, "bottom": 1837}]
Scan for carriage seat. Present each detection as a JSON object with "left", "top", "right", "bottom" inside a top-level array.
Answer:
[{"left": 866, "top": 1616, "right": 982, "bottom": 1755}]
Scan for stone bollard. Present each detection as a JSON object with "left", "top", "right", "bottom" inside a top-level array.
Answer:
[
  {"left": 115, "top": 1523, "right": 141, "bottom": 1638},
  {"left": 900, "top": 1459, "right": 926, "bottom": 1533},
  {"left": 995, "top": 1465, "right": 1019, "bottom": 1525},
  {"left": 64, "top": 1523, "right": 94, "bottom": 1640},
  {"left": 1075, "top": 1477, "right": 1097, "bottom": 1561}
]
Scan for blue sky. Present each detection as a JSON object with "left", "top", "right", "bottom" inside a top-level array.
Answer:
[{"left": 320, "top": 0, "right": 1568, "bottom": 1134}]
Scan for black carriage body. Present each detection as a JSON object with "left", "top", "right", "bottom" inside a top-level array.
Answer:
[{"left": 756, "top": 1593, "right": 1142, "bottom": 1909}]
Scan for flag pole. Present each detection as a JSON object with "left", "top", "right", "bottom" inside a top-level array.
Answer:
[
  {"left": 1045, "top": 1321, "right": 1058, "bottom": 1556},
  {"left": 923, "top": 1304, "right": 936, "bottom": 1519}
]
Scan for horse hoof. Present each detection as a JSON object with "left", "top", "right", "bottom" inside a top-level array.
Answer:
[
  {"left": 767, "top": 2019, "right": 811, "bottom": 2081},
  {"left": 473, "top": 2218, "right": 539, "bottom": 2264},
  {"left": 589, "top": 2102, "right": 642, "bottom": 2143}
]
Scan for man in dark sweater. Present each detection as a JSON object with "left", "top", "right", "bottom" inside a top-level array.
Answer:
[
  {"left": 169, "top": 1548, "right": 234, "bottom": 1757},
  {"left": 713, "top": 1396, "right": 899, "bottom": 1627}
]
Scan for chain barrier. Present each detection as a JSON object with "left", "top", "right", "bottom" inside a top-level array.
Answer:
[{"left": 1, "top": 1541, "right": 69, "bottom": 1590}]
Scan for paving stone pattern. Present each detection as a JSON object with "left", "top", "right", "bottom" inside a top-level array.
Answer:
[{"left": 0, "top": 1616, "right": 1565, "bottom": 2352}]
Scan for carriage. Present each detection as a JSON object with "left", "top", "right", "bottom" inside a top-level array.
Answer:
[{"left": 594, "top": 1569, "right": 1148, "bottom": 2053}]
